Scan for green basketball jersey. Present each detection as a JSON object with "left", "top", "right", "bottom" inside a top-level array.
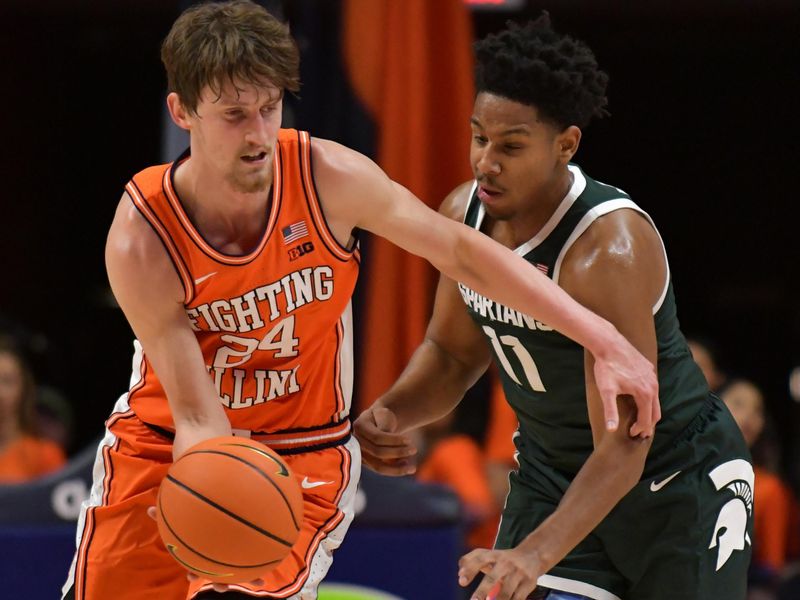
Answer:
[{"left": 460, "top": 164, "right": 709, "bottom": 477}]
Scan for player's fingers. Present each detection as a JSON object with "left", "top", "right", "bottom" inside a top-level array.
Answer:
[
  {"left": 356, "top": 434, "right": 416, "bottom": 460},
  {"left": 651, "top": 381, "right": 662, "bottom": 423},
  {"left": 509, "top": 579, "right": 536, "bottom": 600},
  {"left": 471, "top": 570, "right": 504, "bottom": 600},
  {"left": 372, "top": 407, "right": 398, "bottom": 433},
  {"left": 458, "top": 549, "right": 493, "bottom": 586},
  {"left": 494, "top": 568, "right": 536, "bottom": 600},
  {"left": 186, "top": 573, "right": 198, "bottom": 582},
  {"left": 630, "top": 380, "right": 659, "bottom": 438},
  {"left": 211, "top": 583, "right": 230, "bottom": 593},
  {"left": 486, "top": 581, "right": 502, "bottom": 600},
  {"left": 360, "top": 454, "right": 415, "bottom": 476},
  {"left": 599, "top": 387, "right": 619, "bottom": 432},
  {"left": 146, "top": 506, "right": 157, "bottom": 521}
]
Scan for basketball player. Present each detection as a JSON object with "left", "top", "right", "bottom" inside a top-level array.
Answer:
[
  {"left": 355, "top": 15, "right": 752, "bottom": 600},
  {"left": 61, "top": 3, "right": 660, "bottom": 600}
]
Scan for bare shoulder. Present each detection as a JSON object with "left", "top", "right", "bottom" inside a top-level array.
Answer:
[
  {"left": 309, "top": 136, "right": 380, "bottom": 184},
  {"left": 560, "top": 208, "right": 666, "bottom": 306},
  {"left": 439, "top": 181, "right": 475, "bottom": 220},
  {"left": 106, "top": 192, "right": 184, "bottom": 305}
]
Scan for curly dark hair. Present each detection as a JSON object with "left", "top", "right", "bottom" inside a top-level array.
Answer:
[{"left": 474, "top": 13, "right": 609, "bottom": 130}]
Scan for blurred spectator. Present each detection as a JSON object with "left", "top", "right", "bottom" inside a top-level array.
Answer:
[
  {"left": 484, "top": 374, "right": 517, "bottom": 510},
  {"left": 721, "top": 379, "right": 800, "bottom": 597},
  {"left": 414, "top": 371, "right": 521, "bottom": 551},
  {"left": 687, "top": 336, "right": 727, "bottom": 392},
  {"left": 0, "top": 338, "right": 66, "bottom": 483},
  {"left": 35, "top": 384, "right": 75, "bottom": 454},
  {"left": 414, "top": 410, "right": 499, "bottom": 549}
]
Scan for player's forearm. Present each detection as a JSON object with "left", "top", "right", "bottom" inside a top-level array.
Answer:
[
  {"left": 517, "top": 436, "right": 649, "bottom": 571},
  {"left": 141, "top": 337, "right": 230, "bottom": 430},
  {"left": 374, "top": 338, "right": 487, "bottom": 433},
  {"left": 443, "top": 225, "right": 619, "bottom": 357}
]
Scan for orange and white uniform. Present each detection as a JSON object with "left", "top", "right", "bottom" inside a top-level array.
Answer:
[{"left": 63, "top": 130, "right": 362, "bottom": 600}]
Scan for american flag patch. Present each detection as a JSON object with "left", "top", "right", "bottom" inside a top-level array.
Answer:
[
  {"left": 281, "top": 220, "right": 309, "bottom": 245},
  {"left": 534, "top": 263, "right": 549, "bottom": 276}
]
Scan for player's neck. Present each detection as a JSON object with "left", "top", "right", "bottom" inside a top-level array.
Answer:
[
  {"left": 173, "top": 159, "right": 273, "bottom": 254},
  {"left": 495, "top": 168, "right": 574, "bottom": 248}
]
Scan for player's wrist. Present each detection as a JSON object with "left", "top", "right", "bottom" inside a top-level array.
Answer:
[{"left": 582, "top": 318, "right": 620, "bottom": 361}]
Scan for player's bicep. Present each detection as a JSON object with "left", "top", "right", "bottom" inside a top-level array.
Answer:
[
  {"left": 105, "top": 193, "right": 185, "bottom": 335},
  {"left": 561, "top": 211, "right": 663, "bottom": 440},
  {"left": 105, "top": 194, "right": 211, "bottom": 408},
  {"left": 425, "top": 272, "right": 492, "bottom": 377}
]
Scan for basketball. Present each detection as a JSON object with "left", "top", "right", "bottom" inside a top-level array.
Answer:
[{"left": 156, "top": 436, "right": 304, "bottom": 583}]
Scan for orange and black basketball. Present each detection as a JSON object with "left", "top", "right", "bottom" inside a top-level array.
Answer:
[{"left": 156, "top": 436, "right": 304, "bottom": 583}]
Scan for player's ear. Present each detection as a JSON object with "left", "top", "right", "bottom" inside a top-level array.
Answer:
[
  {"left": 167, "top": 92, "right": 192, "bottom": 131},
  {"left": 556, "top": 125, "right": 581, "bottom": 163}
]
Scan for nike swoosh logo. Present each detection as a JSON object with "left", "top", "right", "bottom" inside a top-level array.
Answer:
[
  {"left": 650, "top": 470, "right": 682, "bottom": 492},
  {"left": 301, "top": 477, "right": 333, "bottom": 489},
  {"left": 194, "top": 272, "right": 217, "bottom": 285}
]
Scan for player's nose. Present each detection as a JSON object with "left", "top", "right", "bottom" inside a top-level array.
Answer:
[{"left": 475, "top": 150, "right": 500, "bottom": 177}]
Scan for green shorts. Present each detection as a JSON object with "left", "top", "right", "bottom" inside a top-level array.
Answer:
[{"left": 496, "top": 395, "right": 752, "bottom": 600}]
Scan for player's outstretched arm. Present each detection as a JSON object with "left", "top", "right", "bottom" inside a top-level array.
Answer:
[
  {"left": 106, "top": 193, "right": 232, "bottom": 459},
  {"left": 354, "top": 183, "right": 492, "bottom": 475},
  {"left": 459, "top": 209, "right": 662, "bottom": 600},
  {"left": 312, "top": 138, "right": 659, "bottom": 437}
]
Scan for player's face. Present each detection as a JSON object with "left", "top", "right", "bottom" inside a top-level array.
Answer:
[
  {"left": 0, "top": 352, "right": 24, "bottom": 417},
  {"left": 470, "top": 93, "right": 569, "bottom": 220},
  {"left": 187, "top": 79, "right": 283, "bottom": 194},
  {"left": 722, "top": 382, "right": 765, "bottom": 447}
]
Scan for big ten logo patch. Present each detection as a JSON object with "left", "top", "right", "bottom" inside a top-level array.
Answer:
[{"left": 288, "top": 241, "right": 315, "bottom": 262}]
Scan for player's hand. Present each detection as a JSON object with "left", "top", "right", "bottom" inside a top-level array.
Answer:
[
  {"left": 172, "top": 416, "right": 232, "bottom": 461},
  {"left": 458, "top": 546, "right": 542, "bottom": 600},
  {"left": 592, "top": 329, "right": 660, "bottom": 438},
  {"left": 353, "top": 406, "right": 417, "bottom": 476},
  {"left": 146, "top": 508, "right": 264, "bottom": 591}
]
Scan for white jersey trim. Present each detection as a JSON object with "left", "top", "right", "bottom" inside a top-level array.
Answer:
[
  {"left": 464, "top": 181, "right": 479, "bottom": 221},
  {"left": 538, "top": 574, "right": 622, "bottom": 600},
  {"left": 130, "top": 339, "right": 144, "bottom": 390},
  {"left": 551, "top": 199, "right": 671, "bottom": 315},
  {"left": 513, "top": 164, "right": 586, "bottom": 256},
  {"left": 61, "top": 393, "right": 132, "bottom": 600},
  {"left": 294, "top": 437, "right": 361, "bottom": 598},
  {"left": 337, "top": 300, "right": 354, "bottom": 422},
  {"left": 467, "top": 166, "right": 586, "bottom": 252}
]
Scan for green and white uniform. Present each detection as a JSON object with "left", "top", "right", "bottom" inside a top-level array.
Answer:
[{"left": 459, "top": 164, "right": 752, "bottom": 600}]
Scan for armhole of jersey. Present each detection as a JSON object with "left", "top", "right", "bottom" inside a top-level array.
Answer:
[
  {"left": 551, "top": 198, "right": 670, "bottom": 315},
  {"left": 463, "top": 181, "right": 478, "bottom": 222},
  {"left": 297, "top": 131, "right": 357, "bottom": 262},
  {"left": 125, "top": 180, "right": 195, "bottom": 305}
]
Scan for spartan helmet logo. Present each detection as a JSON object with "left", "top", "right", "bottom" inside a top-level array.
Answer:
[{"left": 708, "top": 459, "right": 754, "bottom": 571}]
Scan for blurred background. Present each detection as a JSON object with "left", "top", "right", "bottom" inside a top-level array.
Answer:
[{"left": 1, "top": 0, "right": 798, "bottom": 598}]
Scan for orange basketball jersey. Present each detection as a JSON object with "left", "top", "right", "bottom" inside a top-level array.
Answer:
[{"left": 123, "top": 129, "right": 359, "bottom": 446}]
